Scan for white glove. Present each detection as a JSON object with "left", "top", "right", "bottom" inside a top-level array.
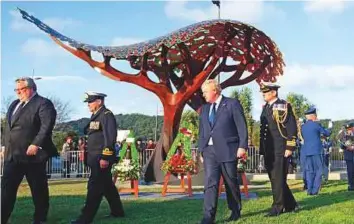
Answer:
[{"left": 328, "top": 121, "right": 333, "bottom": 129}]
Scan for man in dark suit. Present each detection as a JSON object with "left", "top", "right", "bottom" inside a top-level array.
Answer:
[
  {"left": 71, "top": 92, "right": 124, "bottom": 224},
  {"left": 2, "top": 77, "right": 58, "bottom": 224},
  {"left": 198, "top": 79, "right": 248, "bottom": 224},
  {"left": 259, "top": 82, "right": 298, "bottom": 217}
]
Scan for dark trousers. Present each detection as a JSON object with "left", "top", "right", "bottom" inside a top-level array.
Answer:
[
  {"left": 78, "top": 163, "right": 124, "bottom": 223},
  {"left": 265, "top": 155, "right": 297, "bottom": 212},
  {"left": 1, "top": 161, "right": 49, "bottom": 223},
  {"left": 202, "top": 146, "right": 241, "bottom": 222},
  {"left": 346, "top": 160, "right": 354, "bottom": 188}
]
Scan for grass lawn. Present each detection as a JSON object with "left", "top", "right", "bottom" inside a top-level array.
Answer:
[{"left": 9, "top": 179, "right": 354, "bottom": 224}]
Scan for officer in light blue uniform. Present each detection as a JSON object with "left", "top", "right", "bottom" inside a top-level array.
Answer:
[{"left": 301, "top": 107, "right": 331, "bottom": 195}]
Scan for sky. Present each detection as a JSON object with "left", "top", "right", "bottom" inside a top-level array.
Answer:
[{"left": 1, "top": 0, "right": 354, "bottom": 121}]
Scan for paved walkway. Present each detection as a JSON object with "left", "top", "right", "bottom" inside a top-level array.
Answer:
[{"left": 119, "top": 191, "right": 258, "bottom": 200}]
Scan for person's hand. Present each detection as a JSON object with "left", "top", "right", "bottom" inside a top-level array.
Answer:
[
  {"left": 100, "top": 159, "right": 109, "bottom": 169},
  {"left": 237, "top": 148, "right": 246, "bottom": 158},
  {"left": 200, "top": 155, "right": 204, "bottom": 164},
  {"left": 26, "top": 145, "right": 39, "bottom": 156},
  {"left": 284, "top": 150, "right": 293, "bottom": 158}
]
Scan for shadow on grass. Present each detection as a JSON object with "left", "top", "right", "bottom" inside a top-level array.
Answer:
[
  {"left": 10, "top": 182, "right": 351, "bottom": 224},
  {"left": 297, "top": 189, "right": 353, "bottom": 211},
  {"left": 11, "top": 195, "right": 205, "bottom": 224},
  {"left": 248, "top": 180, "right": 269, "bottom": 186},
  {"left": 321, "top": 180, "right": 347, "bottom": 188}
]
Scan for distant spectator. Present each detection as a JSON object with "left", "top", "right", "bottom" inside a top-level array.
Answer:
[
  {"left": 136, "top": 138, "right": 146, "bottom": 166},
  {"left": 77, "top": 137, "right": 86, "bottom": 177},
  {"left": 61, "top": 136, "right": 74, "bottom": 178},
  {"left": 146, "top": 139, "right": 156, "bottom": 149}
]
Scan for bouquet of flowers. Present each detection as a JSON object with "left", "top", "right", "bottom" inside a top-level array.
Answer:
[
  {"left": 112, "top": 158, "right": 141, "bottom": 181},
  {"left": 161, "top": 125, "right": 198, "bottom": 174},
  {"left": 237, "top": 153, "right": 248, "bottom": 173},
  {"left": 161, "top": 148, "right": 197, "bottom": 174}
]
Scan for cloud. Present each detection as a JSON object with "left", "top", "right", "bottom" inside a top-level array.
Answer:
[
  {"left": 272, "top": 63, "right": 354, "bottom": 120},
  {"left": 21, "top": 38, "right": 68, "bottom": 58},
  {"left": 164, "top": 0, "right": 285, "bottom": 24},
  {"left": 111, "top": 37, "right": 145, "bottom": 46},
  {"left": 220, "top": 63, "right": 354, "bottom": 121},
  {"left": 304, "top": 0, "right": 349, "bottom": 14},
  {"left": 278, "top": 64, "right": 354, "bottom": 90},
  {"left": 9, "top": 9, "right": 81, "bottom": 33}
]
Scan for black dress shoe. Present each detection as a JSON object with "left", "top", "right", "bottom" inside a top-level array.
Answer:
[
  {"left": 265, "top": 209, "right": 283, "bottom": 217},
  {"left": 226, "top": 210, "right": 241, "bottom": 222},
  {"left": 284, "top": 204, "right": 301, "bottom": 213}
]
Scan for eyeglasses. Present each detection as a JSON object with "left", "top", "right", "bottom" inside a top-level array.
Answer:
[{"left": 14, "top": 86, "right": 28, "bottom": 92}]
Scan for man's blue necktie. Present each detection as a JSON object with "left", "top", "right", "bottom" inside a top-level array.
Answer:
[{"left": 209, "top": 103, "right": 217, "bottom": 126}]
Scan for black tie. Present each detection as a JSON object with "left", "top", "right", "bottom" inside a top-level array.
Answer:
[
  {"left": 209, "top": 103, "right": 217, "bottom": 126},
  {"left": 11, "top": 102, "right": 25, "bottom": 124}
]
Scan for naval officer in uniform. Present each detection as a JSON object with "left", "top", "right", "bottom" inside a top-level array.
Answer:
[
  {"left": 72, "top": 92, "right": 124, "bottom": 224},
  {"left": 259, "top": 82, "right": 298, "bottom": 216}
]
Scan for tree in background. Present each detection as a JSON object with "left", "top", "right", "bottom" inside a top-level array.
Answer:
[
  {"left": 48, "top": 96, "right": 73, "bottom": 130},
  {"left": 286, "top": 92, "right": 312, "bottom": 119},
  {"left": 230, "top": 87, "right": 254, "bottom": 145},
  {"left": 1, "top": 96, "right": 15, "bottom": 145}
]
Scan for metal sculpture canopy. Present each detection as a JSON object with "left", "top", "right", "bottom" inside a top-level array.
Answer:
[
  {"left": 19, "top": 8, "right": 284, "bottom": 87},
  {"left": 19, "top": 7, "right": 286, "bottom": 182}
]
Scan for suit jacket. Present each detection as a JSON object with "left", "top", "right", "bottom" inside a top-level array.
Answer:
[
  {"left": 198, "top": 96, "right": 248, "bottom": 162},
  {"left": 84, "top": 106, "right": 117, "bottom": 166},
  {"left": 4, "top": 94, "right": 58, "bottom": 163},
  {"left": 260, "top": 99, "right": 297, "bottom": 157},
  {"left": 301, "top": 120, "right": 331, "bottom": 156}
]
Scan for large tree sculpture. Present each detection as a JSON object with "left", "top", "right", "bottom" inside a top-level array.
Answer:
[{"left": 19, "top": 8, "right": 284, "bottom": 182}]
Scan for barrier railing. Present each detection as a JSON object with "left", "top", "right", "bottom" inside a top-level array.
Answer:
[{"left": 0, "top": 147, "right": 347, "bottom": 178}]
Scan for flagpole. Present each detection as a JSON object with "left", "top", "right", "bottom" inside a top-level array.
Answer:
[{"left": 217, "top": 3, "right": 221, "bottom": 84}]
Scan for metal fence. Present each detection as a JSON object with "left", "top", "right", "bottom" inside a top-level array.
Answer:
[{"left": 0, "top": 147, "right": 347, "bottom": 178}]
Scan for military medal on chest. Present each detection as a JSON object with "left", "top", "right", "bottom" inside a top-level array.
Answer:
[{"left": 89, "top": 121, "right": 100, "bottom": 130}]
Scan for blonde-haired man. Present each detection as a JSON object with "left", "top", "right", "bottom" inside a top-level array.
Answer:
[{"left": 198, "top": 79, "right": 248, "bottom": 223}]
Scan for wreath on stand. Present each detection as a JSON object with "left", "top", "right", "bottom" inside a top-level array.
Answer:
[
  {"left": 111, "top": 132, "right": 141, "bottom": 181},
  {"left": 161, "top": 123, "right": 198, "bottom": 175}
]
